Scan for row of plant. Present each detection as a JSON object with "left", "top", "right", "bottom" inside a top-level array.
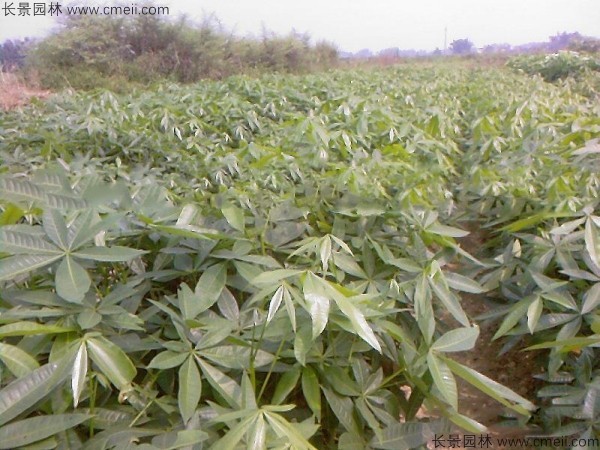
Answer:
[{"left": 0, "top": 63, "right": 599, "bottom": 448}]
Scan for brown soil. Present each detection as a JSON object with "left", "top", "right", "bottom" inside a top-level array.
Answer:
[{"left": 0, "top": 72, "right": 50, "bottom": 111}]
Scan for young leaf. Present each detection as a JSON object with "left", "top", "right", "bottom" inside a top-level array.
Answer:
[
  {"left": 267, "top": 285, "right": 285, "bottom": 323},
  {"left": 72, "top": 343, "right": 88, "bottom": 408}
]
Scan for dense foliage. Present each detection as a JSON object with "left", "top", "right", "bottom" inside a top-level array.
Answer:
[
  {"left": 507, "top": 51, "right": 600, "bottom": 82},
  {"left": 0, "top": 64, "right": 599, "bottom": 448},
  {"left": 24, "top": 15, "right": 338, "bottom": 90}
]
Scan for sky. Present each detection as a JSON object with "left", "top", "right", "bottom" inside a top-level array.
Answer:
[{"left": 0, "top": 0, "right": 599, "bottom": 52}]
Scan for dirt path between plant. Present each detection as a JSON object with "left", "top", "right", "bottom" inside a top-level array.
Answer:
[{"left": 428, "top": 226, "right": 545, "bottom": 449}]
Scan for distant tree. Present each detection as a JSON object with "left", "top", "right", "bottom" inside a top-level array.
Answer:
[
  {"left": 548, "top": 32, "right": 581, "bottom": 52},
  {"left": 568, "top": 36, "right": 600, "bottom": 54},
  {"left": 450, "top": 38, "right": 474, "bottom": 55},
  {"left": 0, "top": 39, "right": 30, "bottom": 71}
]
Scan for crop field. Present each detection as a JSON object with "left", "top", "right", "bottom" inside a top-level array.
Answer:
[{"left": 0, "top": 63, "right": 599, "bottom": 449}]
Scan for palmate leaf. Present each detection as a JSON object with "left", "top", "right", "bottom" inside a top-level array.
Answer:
[{"left": 0, "top": 414, "right": 91, "bottom": 449}]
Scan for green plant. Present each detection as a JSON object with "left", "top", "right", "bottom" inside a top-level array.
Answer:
[
  {"left": 507, "top": 51, "right": 600, "bottom": 82},
  {"left": 1, "top": 62, "right": 598, "bottom": 448}
]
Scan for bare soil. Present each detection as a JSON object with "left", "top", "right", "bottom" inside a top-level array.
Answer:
[{"left": 0, "top": 72, "right": 50, "bottom": 111}]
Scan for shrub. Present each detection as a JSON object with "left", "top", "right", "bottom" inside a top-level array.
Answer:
[
  {"left": 507, "top": 51, "right": 600, "bottom": 82},
  {"left": 23, "top": 14, "right": 339, "bottom": 89}
]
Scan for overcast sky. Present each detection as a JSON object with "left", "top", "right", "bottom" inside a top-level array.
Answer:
[{"left": 0, "top": 0, "right": 598, "bottom": 52}]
